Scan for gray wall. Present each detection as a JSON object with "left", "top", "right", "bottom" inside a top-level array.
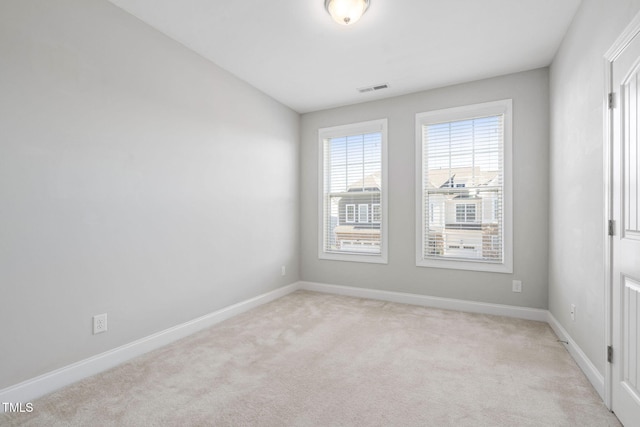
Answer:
[
  {"left": 0, "top": 0, "right": 300, "bottom": 389},
  {"left": 8, "top": 0, "right": 638, "bottom": 396},
  {"left": 549, "top": 0, "right": 640, "bottom": 376},
  {"left": 301, "top": 69, "right": 550, "bottom": 309}
]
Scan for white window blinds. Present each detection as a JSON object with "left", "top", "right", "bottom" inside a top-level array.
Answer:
[
  {"left": 416, "top": 100, "right": 512, "bottom": 273},
  {"left": 319, "top": 119, "right": 387, "bottom": 263}
]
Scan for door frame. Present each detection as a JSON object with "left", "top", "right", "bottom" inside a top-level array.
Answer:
[{"left": 604, "top": 10, "right": 640, "bottom": 411}]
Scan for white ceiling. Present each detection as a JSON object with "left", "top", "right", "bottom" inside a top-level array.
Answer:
[{"left": 108, "top": 0, "right": 582, "bottom": 113}]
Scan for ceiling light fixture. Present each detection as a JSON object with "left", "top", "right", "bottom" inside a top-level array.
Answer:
[{"left": 325, "top": 0, "right": 370, "bottom": 26}]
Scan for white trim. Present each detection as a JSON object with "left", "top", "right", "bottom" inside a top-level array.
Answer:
[
  {"left": 316, "top": 119, "right": 386, "bottom": 140},
  {"left": 0, "top": 283, "right": 300, "bottom": 408},
  {"left": 298, "top": 281, "right": 547, "bottom": 321},
  {"left": 547, "top": 312, "right": 605, "bottom": 400},
  {"left": 317, "top": 251, "right": 388, "bottom": 264},
  {"left": 603, "top": 10, "right": 640, "bottom": 410},
  {"left": 604, "top": 11, "right": 640, "bottom": 61},
  {"left": 1, "top": 280, "right": 609, "bottom": 412},
  {"left": 603, "top": 53, "right": 614, "bottom": 411},
  {"left": 415, "top": 99, "right": 513, "bottom": 274},
  {"left": 318, "top": 118, "right": 388, "bottom": 264}
]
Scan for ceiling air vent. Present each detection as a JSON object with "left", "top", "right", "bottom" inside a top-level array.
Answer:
[{"left": 358, "top": 83, "right": 389, "bottom": 94}]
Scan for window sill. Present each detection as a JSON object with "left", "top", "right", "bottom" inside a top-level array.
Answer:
[
  {"left": 319, "top": 251, "right": 388, "bottom": 264},
  {"left": 416, "top": 257, "right": 512, "bottom": 274}
]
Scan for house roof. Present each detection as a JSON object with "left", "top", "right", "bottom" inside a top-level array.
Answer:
[
  {"left": 348, "top": 171, "right": 381, "bottom": 191},
  {"left": 427, "top": 167, "right": 499, "bottom": 189}
]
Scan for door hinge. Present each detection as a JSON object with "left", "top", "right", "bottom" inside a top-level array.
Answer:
[
  {"left": 609, "top": 92, "right": 615, "bottom": 109},
  {"left": 608, "top": 219, "right": 615, "bottom": 236},
  {"left": 607, "top": 345, "right": 613, "bottom": 363}
]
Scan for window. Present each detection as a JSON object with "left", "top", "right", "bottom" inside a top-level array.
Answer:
[
  {"left": 372, "top": 204, "right": 381, "bottom": 223},
  {"left": 455, "top": 203, "right": 477, "bottom": 223},
  {"left": 319, "top": 119, "right": 388, "bottom": 263},
  {"left": 346, "top": 204, "right": 356, "bottom": 223},
  {"left": 358, "top": 204, "right": 369, "bottom": 223},
  {"left": 415, "top": 100, "right": 512, "bottom": 273}
]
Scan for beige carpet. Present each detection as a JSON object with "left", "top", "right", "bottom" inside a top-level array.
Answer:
[{"left": 1, "top": 291, "right": 620, "bottom": 426}]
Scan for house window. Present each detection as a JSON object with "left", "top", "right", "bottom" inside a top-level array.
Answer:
[
  {"left": 345, "top": 204, "right": 356, "bottom": 223},
  {"left": 371, "top": 204, "right": 381, "bottom": 223},
  {"left": 319, "top": 119, "right": 388, "bottom": 263},
  {"left": 455, "top": 203, "right": 477, "bottom": 223},
  {"left": 358, "top": 204, "right": 369, "bottom": 223},
  {"left": 415, "top": 100, "right": 512, "bottom": 273}
]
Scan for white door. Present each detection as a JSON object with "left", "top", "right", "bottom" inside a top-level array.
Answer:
[{"left": 612, "top": 29, "right": 640, "bottom": 427}]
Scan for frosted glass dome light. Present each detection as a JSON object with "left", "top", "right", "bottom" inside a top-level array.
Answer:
[{"left": 325, "top": 0, "right": 370, "bottom": 25}]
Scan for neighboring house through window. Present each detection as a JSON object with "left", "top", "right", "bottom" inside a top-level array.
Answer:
[
  {"left": 319, "top": 119, "right": 388, "bottom": 263},
  {"left": 415, "top": 100, "right": 512, "bottom": 273}
]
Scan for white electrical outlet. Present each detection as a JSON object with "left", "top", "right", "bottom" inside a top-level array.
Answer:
[
  {"left": 512, "top": 280, "right": 522, "bottom": 293},
  {"left": 570, "top": 304, "right": 576, "bottom": 321},
  {"left": 93, "top": 313, "right": 107, "bottom": 334},
  {"left": 281, "top": 266, "right": 286, "bottom": 276}
]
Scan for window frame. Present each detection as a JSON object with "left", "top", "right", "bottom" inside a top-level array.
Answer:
[
  {"left": 455, "top": 203, "right": 477, "bottom": 223},
  {"left": 358, "top": 204, "right": 369, "bottom": 223},
  {"left": 318, "top": 119, "right": 388, "bottom": 264},
  {"left": 345, "top": 204, "right": 356, "bottom": 223},
  {"left": 371, "top": 203, "right": 381, "bottom": 224},
  {"left": 415, "top": 100, "right": 513, "bottom": 273}
]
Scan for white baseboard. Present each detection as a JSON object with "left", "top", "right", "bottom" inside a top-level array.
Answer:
[
  {"left": 0, "top": 282, "right": 300, "bottom": 408},
  {"left": 546, "top": 312, "right": 605, "bottom": 400},
  {"left": 299, "top": 281, "right": 548, "bottom": 321},
  {"left": 1, "top": 280, "right": 604, "bottom": 411}
]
